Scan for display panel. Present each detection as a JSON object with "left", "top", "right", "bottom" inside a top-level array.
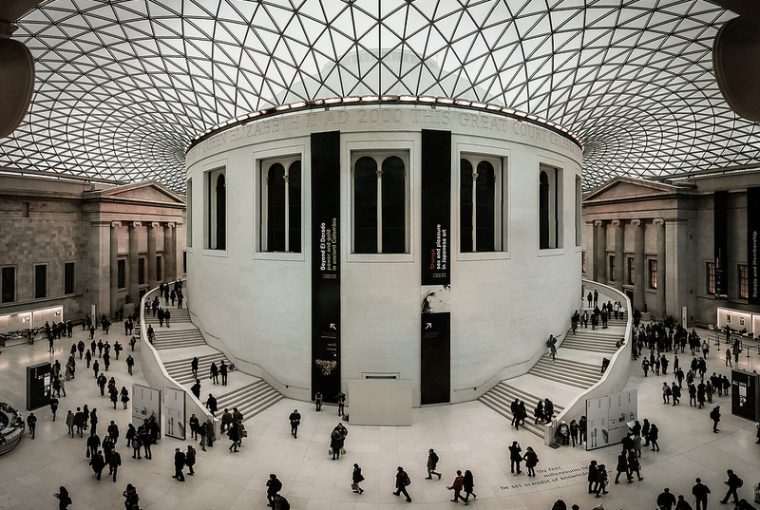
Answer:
[
  {"left": 132, "top": 384, "right": 161, "bottom": 431},
  {"left": 731, "top": 369, "right": 759, "bottom": 421},
  {"left": 164, "top": 388, "right": 186, "bottom": 440},
  {"left": 26, "top": 362, "right": 52, "bottom": 410}
]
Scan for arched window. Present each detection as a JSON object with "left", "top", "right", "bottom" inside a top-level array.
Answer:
[
  {"left": 259, "top": 156, "right": 301, "bottom": 253},
  {"left": 539, "top": 165, "right": 563, "bottom": 249},
  {"left": 206, "top": 168, "right": 226, "bottom": 250},
  {"left": 539, "top": 171, "right": 550, "bottom": 249},
  {"left": 352, "top": 152, "right": 408, "bottom": 254},
  {"left": 459, "top": 155, "right": 505, "bottom": 253}
]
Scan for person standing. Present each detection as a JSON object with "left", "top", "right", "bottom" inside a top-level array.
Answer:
[
  {"left": 266, "top": 474, "right": 283, "bottom": 507},
  {"left": 710, "top": 406, "right": 721, "bottom": 433},
  {"left": 393, "top": 466, "right": 412, "bottom": 503},
  {"left": 447, "top": 470, "right": 467, "bottom": 504},
  {"left": 210, "top": 362, "right": 219, "bottom": 384},
  {"left": 336, "top": 392, "right": 346, "bottom": 416},
  {"left": 289, "top": 409, "right": 301, "bottom": 438},
  {"left": 220, "top": 361, "right": 228, "bottom": 386},
  {"left": 314, "top": 391, "right": 323, "bottom": 412},
  {"left": 649, "top": 423, "right": 660, "bottom": 451},
  {"left": 123, "top": 484, "right": 139, "bottom": 510},
  {"left": 523, "top": 447, "right": 539, "bottom": 477},
  {"left": 692, "top": 478, "right": 711, "bottom": 510},
  {"left": 191, "top": 379, "right": 201, "bottom": 399},
  {"left": 657, "top": 488, "right": 677, "bottom": 510},
  {"left": 26, "top": 412, "right": 37, "bottom": 439},
  {"left": 352, "top": 463, "right": 365, "bottom": 494},
  {"left": 173, "top": 448, "right": 186, "bottom": 481},
  {"left": 509, "top": 441, "right": 522, "bottom": 474},
  {"left": 595, "top": 464, "right": 609, "bottom": 497},
  {"left": 186, "top": 445, "right": 196, "bottom": 475},
  {"left": 65, "top": 410, "right": 75, "bottom": 437},
  {"left": 108, "top": 449, "right": 121, "bottom": 482},
  {"left": 426, "top": 448, "right": 442, "bottom": 479},
  {"left": 189, "top": 414, "right": 199, "bottom": 440},
  {"left": 720, "top": 470, "right": 742, "bottom": 505}
]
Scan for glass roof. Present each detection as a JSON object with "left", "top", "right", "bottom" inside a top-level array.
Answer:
[{"left": 2, "top": 0, "right": 758, "bottom": 191}]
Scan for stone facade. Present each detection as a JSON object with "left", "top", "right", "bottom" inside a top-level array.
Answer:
[
  {"left": 582, "top": 172, "right": 760, "bottom": 326},
  {"left": 0, "top": 174, "right": 186, "bottom": 324}
]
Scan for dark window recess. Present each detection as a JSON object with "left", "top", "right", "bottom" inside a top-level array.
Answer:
[
  {"left": 267, "top": 163, "right": 286, "bottom": 252},
  {"left": 288, "top": 161, "right": 302, "bottom": 253},
  {"left": 460, "top": 160, "right": 474, "bottom": 253},
  {"left": 539, "top": 171, "right": 550, "bottom": 249},
  {"left": 117, "top": 259, "right": 126, "bottom": 289},
  {"left": 215, "top": 173, "right": 226, "bottom": 250},
  {"left": 34, "top": 265, "right": 47, "bottom": 299},
  {"left": 138, "top": 257, "right": 146, "bottom": 285},
  {"left": 64, "top": 262, "right": 75, "bottom": 294},
  {"left": 354, "top": 156, "right": 378, "bottom": 253},
  {"left": 475, "top": 161, "right": 495, "bottom": 252},
  {"left": 1, "top": 267, "right": 15, "bottom": 303},
  {"left": 381, "top": 156, "right": 406, "bottom": 253},
  {"left": 156, "top": 255, "right": 162, "bottom": 281},
  {"left": 182, "top": 251, "right": 187, "bottom": 273}
]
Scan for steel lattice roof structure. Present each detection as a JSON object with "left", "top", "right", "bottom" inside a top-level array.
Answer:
[{"left": 1, "top": 0, "right": 759, "bottom": 191}]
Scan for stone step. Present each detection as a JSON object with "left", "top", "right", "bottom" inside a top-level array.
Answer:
[
  {"left": 535, "top": 355, "right": 601, "bottom": 374},
  {"left": 163, "top": 352, "right": 225, "bottom": 368},
  {"left": 560, "top": 342, "right": 619, "bottom": 354},
  {"left": 530, "top": 363, "right": 600, "bottom": 389},
  {"left": 215, "top": 380, "right": 284, "bottom": 421},
  {"left": 154, "top": 338, "right": 207, "bottom": 350},
  {"left": 479, "top": 382, "right": 565, "bottom": 439}
]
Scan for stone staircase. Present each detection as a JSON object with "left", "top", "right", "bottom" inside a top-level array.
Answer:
[
  {"left": 479, "top": 382, "right": 565, "bottom": 438},
  {"left": 163, "top": 352, "right": 231, "bottom": 385},
  {"left": 144, "top": 307, "right": 191, "bottom": 325},
  {"left": 530, "top": 355, "right": 602, "bottom": 389},
  {"left": 150, "top": 328, "right": 207, "bottom": 350},
  {"left": 215, "top": 380, "right": 283, "bottom": 420}
]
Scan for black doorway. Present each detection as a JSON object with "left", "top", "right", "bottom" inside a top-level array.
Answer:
[{"left": 421, "top": 312, "right": 451, "bottom": 404}]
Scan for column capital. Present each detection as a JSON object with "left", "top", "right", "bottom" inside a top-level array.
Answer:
[
  {"left": 110, "top": 221, "right": 122, "bottom": 229},
  {"left": 129, "top": 221, "right": 142, "bottom": 229},
  {"left": 164, "top": 221, "right": 176, "bottom": 229},
  {"left": 610, "top": 219, "right": 622, "bottom": 227},
  {"left": 653, "top": 218, "right": 665, "bottom": 227},
  {"left": 593, "top": 220, "right": 605, "bottom": 227},
  {"left": 630, "top": 219, "right": 642, "bottom": 227},
  {"left": 148, "top": 221, "right": 161, "bottom": 229}
]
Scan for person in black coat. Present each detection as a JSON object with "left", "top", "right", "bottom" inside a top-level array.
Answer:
[
  {"left": 266, "top": 474, "right": 283, "bottom": 507},
  {"left": 55, "top": 487, "right": 72, "bottom": 510},
  {"left": 710, "top": 406, "right": 721, "bottom": 433},
  {"left": 186, "top": 445, "right": 196, "bottom": 475},
  {"left": 508, "top": 441, "right": 522, "bottom": 474},
  {"left": 220, "top": 361, "right": 228, "bottom": 386},
  {"left": 87, "top": 431, "right": 101, "bottom": 458},
  {"left": 191, "top": 379, "right": 201, "bottom": 399},
  {"left": 173, "top": 448, "right": 186, "bottom": 481},
  {"left": 720, "top": 470, "right": 742, "bottom": 505},
  {"left": 228, "top": 422, "right": 240, "bottom": 453},
  {"left": 588, "top": 460, "right": 598, "bottom": 493},
  {"left": 352, "top": 464, "right": 365, "bottom": 494},
  {"left": 206, "top": 394, "right": 218, "bottom": 416},
  {"left": 210, "top": 362, "right": 219, "bottom": 384},
  {"left": 289, "top": 410, "right": 301, "bottom": 438},
  {"left": 692, "top": 478, "right": 711, "bottom": 510},
  {"left": 109, "top": 450, "right": 121, "bottom": 482},
  {"left": 656, "top": 487, "right": 677, "bottom": 510},
  {"left": 614, "top": 450, "right": 630, "bottom": 483},
  {"left": 90, "top": 450, "right": 105, "bottom": 480}
]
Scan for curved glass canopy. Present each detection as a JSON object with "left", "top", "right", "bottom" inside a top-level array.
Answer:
[{"left": 2, "top": 0, "right": 758, "bottom": 191}]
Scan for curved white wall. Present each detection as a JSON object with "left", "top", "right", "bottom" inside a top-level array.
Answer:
[{"left": 185, "top": 105, "right": 583, "bottom": 405}]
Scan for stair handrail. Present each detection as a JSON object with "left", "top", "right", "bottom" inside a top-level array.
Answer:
[
  {"left": 549, "top": 279, "right": 633, "bottom": 440},
  {"left": 138, "top": 280, "right": 217, "bottom": 430}
]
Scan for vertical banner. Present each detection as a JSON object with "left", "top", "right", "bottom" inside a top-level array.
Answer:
[
  {"left": 132, "top": 384, "right": 161, "bottom": 431},
  {"left": 714, "top": 191, "right": 728, "bottom": 297},
  {"left": 748, "top": 187, "right": 760, "bottom": 305},
  {"left": 421, "top": 130, "right": 451, "bottom": 285},
  {"left": 164, "top": 388, "right": 186, "bottom": 440},
  {"left": 311, "top": 131, "right": 341, "bottom": 402}
]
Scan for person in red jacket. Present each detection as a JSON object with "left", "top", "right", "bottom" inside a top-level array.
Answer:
[{"left": 447, "top": 470, "right": 466, "bottom": 504}]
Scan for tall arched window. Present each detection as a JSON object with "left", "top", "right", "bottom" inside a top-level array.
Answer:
[
  {"left": 352, "top": 152, "right": 408, "bottom": 254},
  {"left": 459, "top": 154, "right": 505, "bottom": 253},
  {"left": 539, "top": 165, "right": 563, "bottom": 249},
  {"left": 206, "top": 168, "right": 226, "bottom": 250},
  {"left": 259, "top": 156, "right": 302, "bottom": 253}
]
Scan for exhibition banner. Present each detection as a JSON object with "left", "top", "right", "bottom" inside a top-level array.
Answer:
[
  {"left": 132, "top": 384, "right": 161, "bottom": 430},
  {"left": 311, "top": 131, "right": 341, "bottom": 402},
  {"left": 748, "top": 187, "right": 760, "bottom": 305},
  {"left": 585, "top": 389, "right": 637, "bottom": 450},
  {"left": 164, "top": 388, "right": 186, "bottom": 440},
  {"left": 421, "top": 130, "right": 451, "bottom": 286},
  {"left": 714, "top": 191, "right": 728, "bottom": 297}
]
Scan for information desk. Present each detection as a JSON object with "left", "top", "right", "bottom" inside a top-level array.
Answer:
[{"left": 0, "top": 402, "right": 24, "bottom": 455}]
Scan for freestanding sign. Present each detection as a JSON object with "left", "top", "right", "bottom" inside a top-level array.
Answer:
[
  {"left": 164, "top": 388, "right": 186, "bottom": 439},
  {"left": 585, "top": 390, "right": 638, "bottom": 450},
  {"left": 311, "top": 131, "right": 341, "bottom": 402},
  {"left": 26, "top": 362, "right": 52, "bottom": 410},
  {"left": 731, "top": 369, "right": 759, "bottom": 421},
  {"left": 132, "top": 384, "right": 161, "bottom": 430}
]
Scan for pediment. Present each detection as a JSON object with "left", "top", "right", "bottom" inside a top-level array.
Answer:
[
  {"left": 585, "top": 177, "right": 682, "bottom": 201},
  {"left": 85, "top": 181, "right": 185, "bottom": 204}
]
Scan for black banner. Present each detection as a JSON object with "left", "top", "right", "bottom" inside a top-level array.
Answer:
[
  {"left": 311, "top": 131, "right": 341, "bottom": 402},
  {"left": 421, "top": 312, "right": 451, "bottom": 405},
  {"left": 731, "top": 369, "right": 759, "bottom": 421},
  {"left": 421, "top": 130, "right": 451, "bottom": 285},
  {"left": 748, "top": 187, "right": 760, "bottom": 305},
  {"left": 714, "top": 191, "right": 728, "bottom": 297}
]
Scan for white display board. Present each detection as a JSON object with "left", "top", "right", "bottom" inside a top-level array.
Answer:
[
  {"left": 132, "top": 384, "right": 161, "bottom": 430},
  {"left": 717, "top": 307, "right": 756, "bottom": 335},
  {"left": 585, "top": 389, "right": 637, "bottom": 451},
  {"left": 347, "top": 379, "right": 412, "bottom": 426},
  {"left": 164, "top": 388, "right": 186, "bottom": 440}
]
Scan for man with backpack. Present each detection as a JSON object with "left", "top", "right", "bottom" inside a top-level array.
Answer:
[
  {"left": 710, "top": 405, "right": 721, "bottom": 433},
  {"left": 393, "top": 466, "right": 412, "bottom": 502},
  {"left": 426, "top": 449, "right": 441, "bottom": 479},
  {"left": 720, "top": 469, "right": 743, "bottom": 505}
]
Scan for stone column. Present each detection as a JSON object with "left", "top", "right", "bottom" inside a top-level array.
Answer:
[
  {"left": 612, "top": 220, "right": 625, "bottom": 290},
  {"left": 164, "top": 222, "right": 175, "bottom": 282},
  {"left": 593, "top": 220, "right": 607, "bottom": 283},
  {"left": 109, "top": 221, "right": 121, "bottom": 317},
  {"left": 654, "top": 218, "right": 666, "bottom": 319},
  {"left": 632, "top": 219, "right": 646, "bottom": 313},
  {"left": 128, "top": 221, "right": 141, "bottom": 305},
  {"left": 147, "top": 222, "right": 158, "bottom": 289}
]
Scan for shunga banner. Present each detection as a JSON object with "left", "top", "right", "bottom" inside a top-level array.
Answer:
[
  {"left": 748, "top": 187, "right": 760, "bottom": 305},
  {"left": 714, "top": 190, "right": 728, "bottom": 297}
]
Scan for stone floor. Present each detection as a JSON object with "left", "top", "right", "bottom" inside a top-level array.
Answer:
[{"left": 0, "top": 324, "right": 758, "bottom": 510}]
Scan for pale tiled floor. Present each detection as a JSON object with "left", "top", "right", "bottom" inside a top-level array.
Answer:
[{"left": 1, "top": 324, "right": 759, "bottom": 510}]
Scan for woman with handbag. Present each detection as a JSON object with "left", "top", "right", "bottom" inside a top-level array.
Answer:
[{"left": 352, "top": 464, "right": 365, "bottom": 494}]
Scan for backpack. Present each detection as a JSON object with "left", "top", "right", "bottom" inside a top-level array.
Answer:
[
  {"left": 736, "top": 477, "right": 743, "bottom": 488},
  {"left": 278, "top": 497, "right": 290, "bottom": 510},
  {"left": 403, "top": 474, "right": 411, "bottom": 486}
]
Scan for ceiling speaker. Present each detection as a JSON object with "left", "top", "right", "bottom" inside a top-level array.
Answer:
[
  {"left": 713, "top": 16, "right": 760, "bottom": 121},
  {"left": 0, "top": 38, "right": 35, "bottom": 138}
]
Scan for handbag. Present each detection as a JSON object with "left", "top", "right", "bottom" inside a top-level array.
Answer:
[{"left": 340, "top": 447, "right": 346, "bottom": 455}]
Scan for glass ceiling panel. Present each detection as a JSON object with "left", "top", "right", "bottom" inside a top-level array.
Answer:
[{"left": 1, "top": 0, "right": 758, "bottom": 191}]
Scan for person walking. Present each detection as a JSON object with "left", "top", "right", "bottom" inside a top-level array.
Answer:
[
  {"left": 210, "top": 362, "right": 219, "bottom": 384},
  {"left": 186, "top": 445, "right": 196, "bottom": 475},
  {"left": 49, "top": 397, "right": 59, "bottom": 422},
  {"left": 595, "top": 464, "right": 609, "bottom": 497},
  {"left": 123, "top": 484, "right": 139, "bottom": 510},
  {"left": 426, "top": 448, "right": 442, "bottom": 479},
  {"left": 108, "top": 449, "right": 121, "bottom": 482},
  {"left": 627, "top": 449, "right": 643, "bottom": 481},
  {"left": 447, "top": 470, "right": 467, "bottom": 504},
  {"left": 649, "top": 423, "right": 660, "bottom": 451},
  {"left": 614, "top": 450, "right": 630, "bottom": 484},
  {"left": 314, "top": 391, "right": 323, "bottom": 412},
  {"left": 173, "top": 448, "right": 186, "bottom": 481},
  {"left": 393, "top": 466, "right": 412, "bottom": 502},
  {"left": 90, "top": 449, "right": 105, "bottom": 480},
  {"left": 523, "top": 447, "right": 539, "bottom": 477},
  {"left": 336, "top": 392, "right": 346, "bottom": 416},
  {"left": 588, "top": 460, "right": 599, "bottom": 494},
  {"left": 710, "top": 406, "right": 721, "bottom": 433},
  {"left": 26, "top": 412, "right": 37, "bottom": 439},
  {"left": 289, "top": 409, "right": 301, "bottom": 438},
  {"left": 463, "top": 470, "right": 477, "bottom": 503},
  {"left": 266, "top": 474, "right": 283, "bottom": 507},
  {"left": 228, "top": 421, "right": 240, "bottom": 453},
  {"left": 692, "top": 478, "right": 711, "bottom": 510},
  {"left": 55, "top": 487, "right": 72, "bottom": 510},
  {"left": 352, "top": 463, "right": 365, "bottom": 494},
  {"left": 206, "top": 393, "right": 218, "bottom": 416},
  {"left": 87, "top": 431, "right": 101, "bottom": 458},
  {"left": 657, "top": 488, "right": 677, "bottom": 510},
  {"left": 720, "top": 470, "right": 742, "bottom": 505},
  {"left": 65, "top": 410, "right": 75, "bottom": 437},
  {"left": 509, "top": 441, "right": 522, "bottom": 474},
  {"left": 120, "top": 386, "right": 130, "bottom": 409},
  {"left": 125, "top": 355, "right": 134, "bottom": 376}
]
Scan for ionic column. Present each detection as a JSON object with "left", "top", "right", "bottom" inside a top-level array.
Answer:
[
  {"left": 147, "top": 222, "right": 159, "bottom": 288},
  {"left": 110, "top": 221, "right": 121, "bottom": 317},
  {"left": 164, "top": 222, "right": 175, "bottom": 282},
  {"left": 593, "top": 220, "right": 607, "bottom": 283},
  {"left": 632, "top": 219, "right": 645, "bottom": 313},
  {"left": 654, "top": 218, "right": 667, "bottom": 319},
  {"left": 128, "top": 221, "right": 141, "bottom": 305},
  {"left": 612, "top": 220, "right": 625, "bottom": 290}
]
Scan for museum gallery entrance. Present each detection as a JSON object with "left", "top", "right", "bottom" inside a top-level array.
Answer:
[{"left": 420, "top": 312, "right": 451, "bottom": 404}]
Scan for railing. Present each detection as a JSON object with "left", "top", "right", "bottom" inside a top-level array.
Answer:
[
  {"left": 137, "top": 280, "right": 217, "bottom": 432},
  {"left": 548, "top": 279, "right": 633, "bottom": 443}
]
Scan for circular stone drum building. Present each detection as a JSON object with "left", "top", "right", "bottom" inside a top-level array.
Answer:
[{"left": 185, "top": 100, "right": 583, "bottom": 406}]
